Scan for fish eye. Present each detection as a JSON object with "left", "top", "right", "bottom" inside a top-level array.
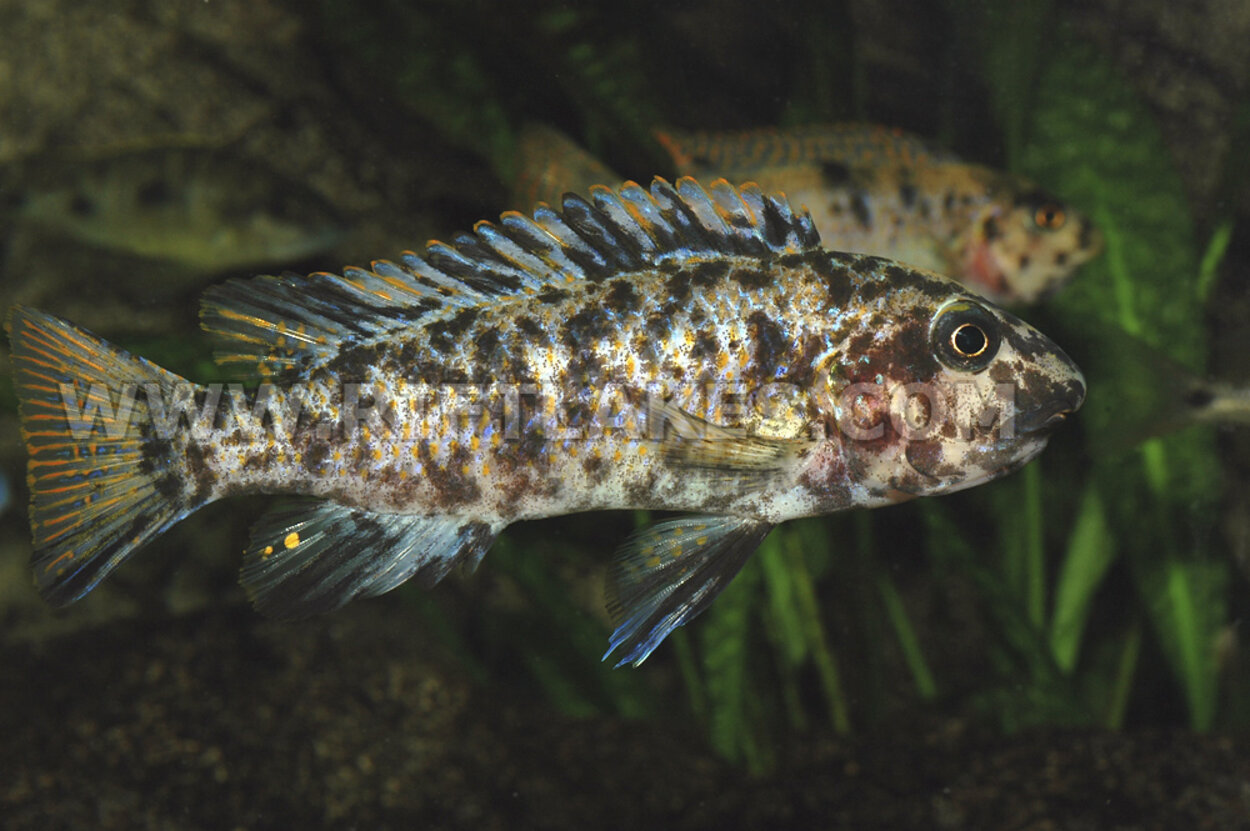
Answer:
[
  {"left": 1033, "top": 202, "right": 1066, "bottom": 230},
  {"left": 931, "top": 302, "right": 1001, "bottom": 372}
]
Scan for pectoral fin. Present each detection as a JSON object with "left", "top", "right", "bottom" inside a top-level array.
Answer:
[
  {"left": 604, "top": 515, "right": 772, "bottom": 667},
  {"left": 648, "top": 397, "right": 810, "bottom": 486}
]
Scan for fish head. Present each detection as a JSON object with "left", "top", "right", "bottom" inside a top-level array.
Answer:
[
  {"left": 956, "top": 180, "right": 1103, "bottom": 305},
  {"left": 821, "top": 279, "right": 1085, "bottom": 502}
]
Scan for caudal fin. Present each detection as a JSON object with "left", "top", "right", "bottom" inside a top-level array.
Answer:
[{"left": 7, "top": 306, "right": 203, "bottom": 605}]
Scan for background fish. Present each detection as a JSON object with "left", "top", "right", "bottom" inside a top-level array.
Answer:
[
  {"left": 511, "top": 124, "right": 622, "bottom": 214},
  {"left": 658, "top": 125, "right": 1103, "bottom": 305},
  {"left": 511, "top": 123, "right": 1102, "bottom": 304},
  {"left": 3, "top": 147, "right": 345, "bottom": 272},
  {"left": 8, "top": 177, "right": 1084, "bottom": 666}
]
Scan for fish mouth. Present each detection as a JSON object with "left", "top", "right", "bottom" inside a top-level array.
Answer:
[
  {"left": 1013, "top": 379, "right": 1086, "bottom": 436},
  {"left": 902, "top": 431, "right": 1052, "bottom": 496},
  {"left": 960, "top": 237, "right": 1010, "bottom": 300}
]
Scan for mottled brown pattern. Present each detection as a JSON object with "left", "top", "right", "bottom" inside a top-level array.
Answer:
[{"left": 7, "top": 179, "right": 1085, "bottom": 648}]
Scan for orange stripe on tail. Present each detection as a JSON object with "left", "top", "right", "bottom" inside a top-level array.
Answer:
[{"left": 6, "top": 306, "right": 207, "bottom": 606}]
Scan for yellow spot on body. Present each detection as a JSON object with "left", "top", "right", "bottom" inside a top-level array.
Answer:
[
  {"left": 262, "top": 545, "right": 274, "bottom": 558},
  {"left": 647, "top": 556, "right": 661, "bottom": 568},
  {"left": 284, "top": 532, "right": 301, "bottom": 550},
  {"left": 638, "top": 445, "right": 648, "bottom": 457},
  {"left": 695, "top": 536, "right": 708, "bottom": 546},
  {"left": 470, "top": 435, "right": 480, "bottom": 452},
  {"left": 481, "top": 464, "right": 490, "bottom": 476}
]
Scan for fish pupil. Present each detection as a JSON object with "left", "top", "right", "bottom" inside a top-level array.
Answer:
[
  {"left": 1034, "top": 203, "right": 1066, "bottom": 230},
  {"left": 69, "top": 193, "right": 95, "bottom": 217},
  {"left": 951, "top": 323, "right": 988, "bottom": 357}
]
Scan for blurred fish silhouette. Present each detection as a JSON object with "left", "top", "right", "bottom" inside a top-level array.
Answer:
[
  {"left": 512, "top": 123, "right": 1102, "bottom": 305},
  {"left": 4, "top": 148, "right": 344, "bottom": 272},
  {"left": 1076, "top": 323, "right": 1250, "bottom": 455}
]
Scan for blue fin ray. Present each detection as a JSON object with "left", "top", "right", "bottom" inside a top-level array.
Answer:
[
  {"left": 200, "top": 177, "right": 821, "bottom": 377},
  {"left": 604, "top": 515, "right": 773, "bottom": 667},
  {"left": 6, "top": 306, "right": 204, "bottom": 605},
  {"left": 240, "top": 500, "right": 499, "bottom": 618}
]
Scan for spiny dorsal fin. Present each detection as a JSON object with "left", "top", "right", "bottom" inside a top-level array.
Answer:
[
  {"left": 200, "top": 177, "right": 822, "bottom": 378},
  {"left": 656, "top": 123, "right": 960, "bottom": 175}
]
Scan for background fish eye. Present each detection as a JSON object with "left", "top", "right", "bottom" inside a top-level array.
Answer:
[{"left": 1033, "top": 202, "right": 1067, "bottom": 230}]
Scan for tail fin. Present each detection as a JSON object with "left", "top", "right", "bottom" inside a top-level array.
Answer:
[{"left": 7, "top": 306, "right": 205, "bottom": 605}]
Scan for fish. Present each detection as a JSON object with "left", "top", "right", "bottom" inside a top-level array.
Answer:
[
  {"left": 4, "top": 148, "right": 345, "bottom": 272},
  {"left": 657, "top": 125, "right": 1103, "bottom": 305},
  {"left": 7, "top": 177, "right": 1085, "bottom": 666},
  {"left": 510, "top": 123, "right": 1102, "bottom": 304},
  {"left": 512, "top": 124, "right": 622, "bottom": 213},
  {"left": 1074, "top": 324, "right": 1250, "bottom": 454}
]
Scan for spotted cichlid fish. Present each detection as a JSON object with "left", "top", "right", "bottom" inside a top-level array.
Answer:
[
  {"left": 8, "top": 177, "right": 1085, "bottom": 666},
  {"left": 512, "top": 124, "right": 1101, "bottom": 304},
  {"left": 657, "top": 124, "right": 1103, "bottom": 305}
]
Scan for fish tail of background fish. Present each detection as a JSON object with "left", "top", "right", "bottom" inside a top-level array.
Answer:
[
  {"left": 7, "top": 306, "right": 210, "bottom": 605},
  {"left": 510, "top": 123, "right": 624, "bottom": 209}
]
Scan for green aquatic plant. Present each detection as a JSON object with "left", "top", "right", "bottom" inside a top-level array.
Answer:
[
  {"left": 986, "top": 22, "right": 1230, "bottom": 730},
  {"left": 681, "top": 8, "right": 1242, "bottom": 755},
  {"left": 5, "top": 2, "right": 1240, "bottom": 785}
]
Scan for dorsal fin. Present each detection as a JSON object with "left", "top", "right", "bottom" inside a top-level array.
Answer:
[{"left": 200, "top": 176, "right": 822, "bottom": 377}]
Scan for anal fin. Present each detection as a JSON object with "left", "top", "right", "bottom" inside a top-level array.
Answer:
[
  {"left": 604, "top": 515, "right": 772, "bottom": 667},
  {"left": 240, "top": 499, "right": 498, "bottom": 618}
]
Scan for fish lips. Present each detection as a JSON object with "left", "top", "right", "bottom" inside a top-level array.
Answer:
[{"left": 1011, "top": 376, "right": 1086, "bottom": 437}]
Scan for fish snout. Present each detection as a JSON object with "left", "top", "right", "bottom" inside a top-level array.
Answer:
[{"left": 1015, "top": 376, "right": 1085, "bottom": 435}]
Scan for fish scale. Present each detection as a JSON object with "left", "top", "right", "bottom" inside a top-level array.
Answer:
[{"left": 8, "top": 176, "right": 1085, "bottom": 666}]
